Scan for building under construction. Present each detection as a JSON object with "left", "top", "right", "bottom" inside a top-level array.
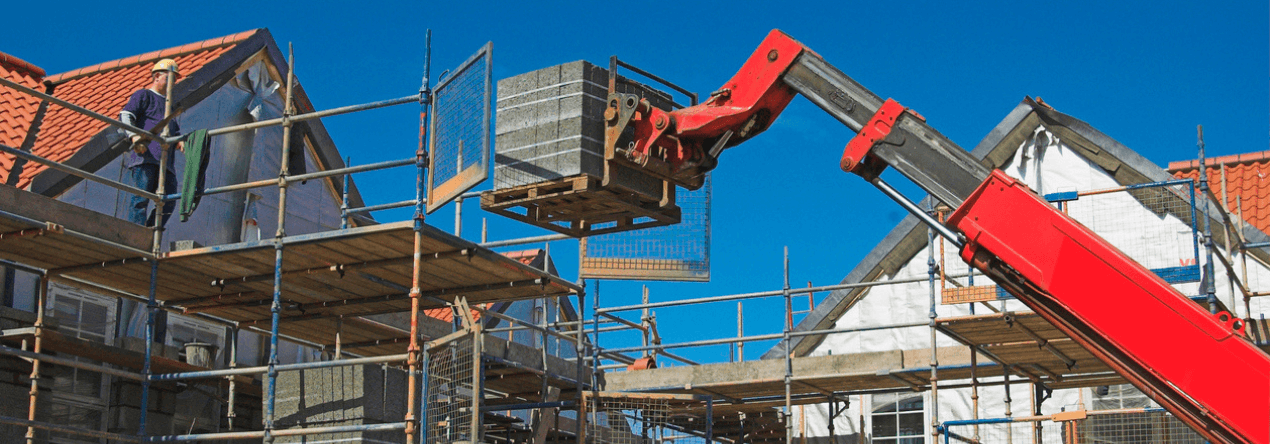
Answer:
[{"left": 0, "top": 28, "right": 1266, "bottom": 444}]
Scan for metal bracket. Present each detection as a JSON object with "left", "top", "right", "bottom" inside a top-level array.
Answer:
[
  {"left": 1216, "top": 311, "right": 1247, "bottom": 337},
  {"left": 840, "top": 98, "right": 921, "bottom": 176},
  {"left": 603, "top": 92, "right": 642, "bottom": 162}
]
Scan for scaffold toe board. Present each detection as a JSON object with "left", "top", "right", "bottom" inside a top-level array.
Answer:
[
  {"left": 0, "top": 184, "right": 153, "bottom": 269},
  {"left": 75, "top": 220, "right": 574, "bottom": 305},
  {"left": 605, "top": 347, "right": 996, "bottom": 407},
  {"left": 937, "top": 312, "right": 1126, "bottom": 386},
  {"left": 23, "top": 219, "right": 580, "bottom": 354},
  {"left": 479, "top": 333, "right": 593, "bottom": 403},
  {"left": 0, "top": 327, "right": 261, "bottom": 396},
  {"left": 481, "top": 174, "right": 681, "bottom": 237}
]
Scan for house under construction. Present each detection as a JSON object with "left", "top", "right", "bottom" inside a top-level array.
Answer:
[{"left": 0, "top": 28, "right": 1266, "bottom": 444}]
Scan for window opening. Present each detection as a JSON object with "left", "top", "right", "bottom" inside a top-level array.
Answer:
[
  {"left": 871, "top": 393, "right": 924, "bottom": 444},
  {"left": 47, "top": 282, "right": 116, "bottom": 444}
]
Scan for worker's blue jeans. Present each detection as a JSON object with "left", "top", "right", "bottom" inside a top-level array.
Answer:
[{"left": 128, "top": 164, "right": 177, "bottom": 227}]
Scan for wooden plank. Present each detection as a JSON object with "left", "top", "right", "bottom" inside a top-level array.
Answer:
[
  {"left": 481, "top": 174, "right": 678, "bottom": 237},
  {"left": 0, "top": 184, "right": 150, "bottom": 251},
  {"left": 69, "top": 265, "right": 203, "bottom": 301}
]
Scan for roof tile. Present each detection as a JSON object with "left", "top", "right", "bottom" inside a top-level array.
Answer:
[
  {"left": 1, "top": 30, "right": 260, "bottom": 188},
  {"left": 1167, "top": 151, "right": 1270, "bottom": 171},
  {"left": 0, "top": 51, "right": 46, "bottom": 182},
  {"left": 421, "top": 250, "right": 548, "bottom": 323},
  {"left": 1170, "top": 157, "right": 1270, "bottom": 234}
]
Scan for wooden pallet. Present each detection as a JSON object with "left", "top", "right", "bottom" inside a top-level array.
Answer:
[
  {"left": 942, "top": 284, "right": 1008, "bottom": 304},
  {"left": 480, "top": 175, "right": 680, "bottom": 237}
]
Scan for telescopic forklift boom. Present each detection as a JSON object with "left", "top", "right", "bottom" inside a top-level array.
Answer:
[{"left": 604, "top": 29, "right": 1269, "bottom": 444}]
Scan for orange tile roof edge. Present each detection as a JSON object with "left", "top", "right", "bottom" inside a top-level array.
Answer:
[
  {"left": 0, "top": 51, "right": 45, "bottom": 79},
  {"left": 420, "top": 250, "right": 547, "bottom": 323},
  {"left": 43, "top": 29, "right": 260, "bottom": 85},
  {"left": 502, "top": 249, "right": 546, "bottom": 265},
  {"left": 1167, "top": 150, "right": 1270, "bottom": 172}
]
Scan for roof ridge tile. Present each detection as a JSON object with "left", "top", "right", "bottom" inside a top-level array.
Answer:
[
  {"left": 4, "top": 30, "right": 261, "bottom": 188},
  {"left": 45, "top": 29, "right": 260, "bottom": 85},
  {"left": 0, "top": 51, "right": 46, "bottom": 78}
]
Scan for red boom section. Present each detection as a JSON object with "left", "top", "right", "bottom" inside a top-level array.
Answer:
[{"left": 948, "top": 171, "right": 1269, "bottom": 444}]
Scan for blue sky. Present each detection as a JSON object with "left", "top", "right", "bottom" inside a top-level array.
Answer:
[{"left": 7, "top": 1, "right": 1268, "bottom": 363}]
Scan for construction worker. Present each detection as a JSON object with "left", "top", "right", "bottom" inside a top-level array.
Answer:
[{"left": 120, "top": 58, "right": 184, "bottom": 227}]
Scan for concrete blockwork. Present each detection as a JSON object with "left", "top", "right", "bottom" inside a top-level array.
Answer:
[
  {"left": 494, "top": 60, "right": 676, "bottom": 198},
  {"left": 272, "top": 363, "right": 407, "bottom": 429},
  {"left": 0, "top": 378, "right": 49, "bottom": 444}
]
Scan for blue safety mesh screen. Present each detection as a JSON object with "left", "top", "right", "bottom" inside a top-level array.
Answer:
[
  {"left": 947, "top": 180, "right": 1203, "bottom": 305},
  {"left": 984, "top": 263, "right": 1200, "bottom": 301},
  {"left": 580, "top": 175, "right": 711, "bottom": 282},
  {"left": 1064, "top": 181, "right": 1201, "bottom": 272},
  {"left": 427, "top": 43, "right": 491, "bottom": 213}
]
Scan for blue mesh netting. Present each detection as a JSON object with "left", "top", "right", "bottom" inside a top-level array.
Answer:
[
  {"left": 428, "top": 45, "right": 490, "bottom": 212},
  {"left": 581, "top": 175, "right": 711, "bottom": 281}
]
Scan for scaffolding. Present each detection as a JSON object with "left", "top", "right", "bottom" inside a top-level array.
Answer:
[
  {"left": 0, "top": 34, "right": 603, "bottom": 444},
  {"left": 940, "top": 408, "right": 1204, "bottom": 444},
  {"left": 3, "top": 32, "right": 1270, "bottom": 444},
  {"left": 581, "top": 392, "right": 713, "bottom": 444},
  {"left": 581, "top": 174, "right": 1269, "bottom": 444}
]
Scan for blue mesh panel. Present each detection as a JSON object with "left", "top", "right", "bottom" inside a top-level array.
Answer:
[
  {"left": 427, "top": 43, "right": 491, "bottom": 213},
  {"left": 1154, "top": 264, "right": 1202, "bottom": 284},
  {"left": 986, "top": 264, "right": 1199, "bottom": 301},
  {"left": 581, "top": 175, "right": 711, "bottom": 282}
]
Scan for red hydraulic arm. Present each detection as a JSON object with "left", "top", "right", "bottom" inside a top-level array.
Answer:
[
  {"left": 613, "top": 29, "right": 1270, "bottom": 444},
  {"left": 603, "top": 31, "right": 803, "bottom": 189}
]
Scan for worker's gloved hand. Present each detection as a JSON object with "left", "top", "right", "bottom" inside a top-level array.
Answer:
[{"left": 130, "top": 135, "right": 148, "bottom": 154}]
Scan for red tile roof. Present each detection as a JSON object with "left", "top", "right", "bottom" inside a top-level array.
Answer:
[
  {"left": 422, "top": 250, "right": 549, "bottom": 323},
  {"left": 0, "top": 51, "right": 46, "bottom": 177},
  {"left": 423, "top": 306, "right": 484, "bottom": 324},
  {"left": 0, "top": 30, "right": 259, "bottom": 189},
  {"left": 1169, "top": 151, "right": 1270, "bottom": 234}
]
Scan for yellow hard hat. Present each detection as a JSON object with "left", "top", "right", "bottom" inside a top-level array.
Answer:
[{"left": 151, "top": 58, "right": 179, "bottom": 75}]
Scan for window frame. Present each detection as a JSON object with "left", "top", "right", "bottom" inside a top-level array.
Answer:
[{"left": 870, "top": 392, "right": 926, "bottom": 444}]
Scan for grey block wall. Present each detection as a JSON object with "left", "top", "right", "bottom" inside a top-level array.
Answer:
[
  {"left": 0, "top": 309, "right": 50, "bottom": 444},
  {"left": 274, "top": 420, "right": 404, "bottom": 444},
  {"left": 272, "top": 364, "right": 408, "bottom": 443},
  {"left": 494, "top": 60, "right": 675, "bottom": 197},
  {"left": 0, "top": 378, "right": 49, "bottom": 444}
]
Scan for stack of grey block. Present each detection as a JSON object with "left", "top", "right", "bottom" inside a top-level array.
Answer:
[
  {"left": 494, "top": 60, "right": 676, "bottom": 198},
  {"left": 272, "top": 364, "right": 407, "bottom": 444},
  {"left": 110, "top": 379, "right": 178, "bottom": 436},
  {"left": 0, "top": 308, "right": 49, "bottom": 444}
]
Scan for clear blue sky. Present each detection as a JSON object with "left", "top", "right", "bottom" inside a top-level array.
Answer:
[{"left": 7, "top": 1, "right": 1268, "bottom": 364}]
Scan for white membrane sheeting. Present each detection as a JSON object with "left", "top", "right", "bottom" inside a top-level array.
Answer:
[{"left": 798, "top": 125, "right": 1270, "bottom": 441}]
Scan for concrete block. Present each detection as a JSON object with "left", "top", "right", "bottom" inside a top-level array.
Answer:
[
  {"left": 273, "top": 418, "right": 405, "bottom": 444},
  {"left": 112, "top": 380, "right": 176, "bottom": 412},
  {"left": 117, "top": 337, "right": 182, "bottom": 361},
  {"left": 170, "top": 239, "right": 204, "bottom": 251},
  {"left": 0, "top": 380, "right": 49, "bottom": 444},
  {"left": 0, "top": 354, "right": 33, "bottom": 377},
  {"left": 0, "top": 305, "right": 57, "bottom": 331},
  {"left": 110, "top": 405, "right": 174, "bottom": 436},
  {"left": 272, "top": 363, "right": 408, "bottom": 428},
  {"left": 494, "top": 60, "right": 674, "bottom": 196}
]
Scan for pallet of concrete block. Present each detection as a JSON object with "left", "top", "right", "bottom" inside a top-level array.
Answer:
[
  {"left": 482, "top": 174, "right": 681, "bottom": 237},
  {"left": 482, "top": 60, "right": 682, "bottom": 237}
]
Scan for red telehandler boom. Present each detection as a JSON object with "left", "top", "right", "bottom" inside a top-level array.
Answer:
[{"left": 603, "top": 30, "right": 1270, "bottom": 444}]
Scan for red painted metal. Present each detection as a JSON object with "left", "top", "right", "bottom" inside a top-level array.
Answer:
[
  {"left": 619, "top": 30, "right": 804, "bottom": 184},
  {"left": 838, "top": 98, "right": 912, "bottom": 174},
  {"left": 948, "top": 171, "right": 1269, "bottom": 444},
  {"left": 672, "top": 30, "right": 803, "bottom": 137},
  {"left": 617, "top": 30, "right": 1270, "bottom": 442}
]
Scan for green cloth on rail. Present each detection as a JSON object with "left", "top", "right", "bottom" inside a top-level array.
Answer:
[{"left": 179, "top": 129, "right": 211, "bottom": 222}]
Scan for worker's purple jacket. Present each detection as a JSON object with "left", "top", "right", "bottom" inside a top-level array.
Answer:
[{"left": 122, "top": 89, "right": 180, "bottom": 169}]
